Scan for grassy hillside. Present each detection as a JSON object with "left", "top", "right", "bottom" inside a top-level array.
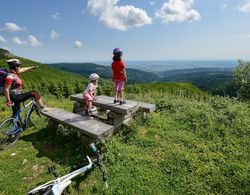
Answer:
[
  {"left": 0, "top": 49, "right": 88, "bottom": 98},
  {"left": 0, "top": 82, "right": 249, "bottom": 194}
]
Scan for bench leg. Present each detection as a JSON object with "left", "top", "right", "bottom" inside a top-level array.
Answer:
[
  {"left": 81, "top": 135, "right": 96, "bottom": 148},
  {"left": 73, "top": 102, "right": 85, "bottom": 114},
  {"left": 47, "top": 119, "right": 59, "bottom": 136},
  {"left": 107, "top": 111, "right": 132, "bottom": 130}
]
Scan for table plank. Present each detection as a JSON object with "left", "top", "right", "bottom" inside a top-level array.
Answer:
[{"left": 41, "top": 108, "right": 114, "bottom": 141}]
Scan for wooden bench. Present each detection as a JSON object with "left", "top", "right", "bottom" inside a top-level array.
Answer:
[
  {"left": 70, "top": 94, "right": 156, "bottom": 115},
  {"left": 41, "top": 108, "right": 114, "bottom": 141}
]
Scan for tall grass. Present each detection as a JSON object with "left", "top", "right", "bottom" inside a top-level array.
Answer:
[{"left": 0, "top": 86, "right": 249, "bottom": 194}]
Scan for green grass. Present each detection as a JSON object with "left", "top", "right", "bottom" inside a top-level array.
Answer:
[{"left": 0, "top": 92, "right": 249, "bottom": 194}]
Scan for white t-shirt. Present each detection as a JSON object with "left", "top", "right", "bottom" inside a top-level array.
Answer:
[{"left": 83, "top": 83, "right": 97, "bottom": 95}]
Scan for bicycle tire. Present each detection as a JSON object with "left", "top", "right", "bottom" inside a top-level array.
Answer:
[
  {"left": 0, "top": 118, "right": 21, "bottom": 150},
  {"left": 28, "top": 185, "right": 53, "bottom": 195},
  {"left": 27, "top": 181, "right": 54, "bottom": 195}
]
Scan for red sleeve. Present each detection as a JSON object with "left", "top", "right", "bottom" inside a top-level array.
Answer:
[{"left": 5, "top": 76, "right": 13, "bottom": 86}]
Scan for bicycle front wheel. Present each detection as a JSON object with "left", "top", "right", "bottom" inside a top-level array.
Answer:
[
  {"left": 28, "top": 182, "right": 54, "bottom": 195},
  {"left": 0, "top": 118, "right": 21, "bottom": 150},
  {"left": 28, "top": 186, "right": 53, "bottom": 195}
]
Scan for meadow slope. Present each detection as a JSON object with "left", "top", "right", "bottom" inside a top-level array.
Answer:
[{"left": 0, "top": 83, "right": 249, "bottom": 194}]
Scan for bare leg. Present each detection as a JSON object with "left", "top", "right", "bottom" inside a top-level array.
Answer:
[
  {"left": 84, "top": 100, "right": 88, "bottom": 110},
  {"left": 120, "top": 90, "right": 124, "bottom": 101},
  {"left": 114, "top": 90, "right": 118, "bottom": 100},
  {"left": 37, "top": 98, "right": 51, "bottom": 112},
  {"left": 36, "top": 98, "right": 45, "bottom": 108},
  {"left": 88, "top": 101, "right": 93, "bottom": 110}
]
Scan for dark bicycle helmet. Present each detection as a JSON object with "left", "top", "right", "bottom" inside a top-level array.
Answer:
[
  {"left": 113, "top": 48, "right": 123, "bottom": 55},
  {"left": 7, "top": 59, "right": 22, "bottom": 69}
]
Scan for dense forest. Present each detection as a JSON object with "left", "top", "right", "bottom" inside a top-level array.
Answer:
[{"left": 0, "top": 49, "right": 249, "bottom": 194}]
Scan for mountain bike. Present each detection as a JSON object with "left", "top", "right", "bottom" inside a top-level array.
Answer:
[
  {"left": 27, "top": 143, "right": 108, "bottom": 195},
  {"left": 0, "top": 98, "right": 41, "bottom": 150}
]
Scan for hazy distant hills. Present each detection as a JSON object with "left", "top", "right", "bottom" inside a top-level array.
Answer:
[
  {"left": 48, "top": 63, "right": 160, "bottom": 83},
  {"left": 160, "top": 68, "right": 236, "bottom": 96},
  {"left": 48, "top": 62, "right": 236, "bottom": 96}
]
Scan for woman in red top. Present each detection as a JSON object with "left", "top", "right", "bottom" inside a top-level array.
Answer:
[
  {"left": 111, "top": 48, "right": 127, "bottom": 105},
  {"left": 4, "top": 59, "right": 50, "bottom": 115}
]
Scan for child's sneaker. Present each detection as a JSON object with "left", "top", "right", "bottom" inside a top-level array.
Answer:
[
  {"left": 113, "top": 99, "right": 120, "bottom": 104},
  {"left": 41, "top": 106, "right": 52, "bottom": 112},
  {"left": 84, "top": 110, "right": 93, "bottom": 119},
  {"left": 84, "top": 110, "right": 89, "bottom": 116},
  {"left": 119, "top": 100, "right": 126, "bottom": 105}
]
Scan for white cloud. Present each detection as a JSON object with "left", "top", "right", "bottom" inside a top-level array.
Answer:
[
  {"left": 221, "top": 4, "right": 228, "bottom": 12},
  {"left": 51, "top": 12, "right": 60, "bottom": 20},
  {"left": 0, "top": 35, "right": 7, "bottom": 43},
  {"left": 12, "top": 35, "right": 42, "bottom": 47},
  {"left": 150, "top": 1, "right": 155, "bottom": 6},
  {"left": 2, "top": 22, "right": 25, "bottom": 32},
  {"left": 87, "top": 0, "right": 152, "bottom": 31},
  {"left": 27, "top": 35, "right": 43, "bottom": 47},
  {"left": 155, "top": 0, "right": 201, "bottom": 23},
  {"left": 74, "top": 40, "right": 82, "bottom": 48},
  {"left": 12, "top": 37, "right": 27, "bottom": 45},
  {"left": 232, "top": 33, "right": 250, "bottom": 39},
  {"left": 238, "top": 0, "right": 250, "bottom": 13},
  {"left": 50, "top": 30, "right": 60, "bottom": 40}
]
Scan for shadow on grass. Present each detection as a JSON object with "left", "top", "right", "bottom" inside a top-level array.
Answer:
[
  {"left": 20, "top": 125, "right": 90, "bottom": 166},
  {"left": 20, "top": 125, "right": 105, "bottom": 194}
]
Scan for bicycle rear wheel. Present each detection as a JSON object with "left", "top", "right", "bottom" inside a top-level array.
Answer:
[{"left": 0, "top": 118, "right": 21, "bottom": 150}]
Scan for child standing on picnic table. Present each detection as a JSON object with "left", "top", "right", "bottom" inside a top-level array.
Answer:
[
  {"left": 83, "top": 73, "right": 99, "bottom": 116},
  {"left": 111, "top": 48, "right": 127, "bottom": 105}
]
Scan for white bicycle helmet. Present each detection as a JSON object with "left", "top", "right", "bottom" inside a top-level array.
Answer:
[
  {"left": 7, "top": 59, "right": 22, "bottom": 69},
  {"left": 89, "top": 73, "right": 99, "bottom": 81}
]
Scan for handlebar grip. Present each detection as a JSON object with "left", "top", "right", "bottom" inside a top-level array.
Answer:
[
  {"left": 104, "top": 181, "right": 108, "bottom": 188},
  {"left": 89, "top": 143, "right": 97, "bottom": 153}
]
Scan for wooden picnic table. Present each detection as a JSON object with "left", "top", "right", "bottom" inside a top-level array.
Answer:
[{"left": 70, "top": 94, "right": 156, "bottom": 115}]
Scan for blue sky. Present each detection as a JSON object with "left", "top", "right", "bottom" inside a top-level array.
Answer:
[{"left": 0, "top": 0, "right": 250, "bottom": 63}]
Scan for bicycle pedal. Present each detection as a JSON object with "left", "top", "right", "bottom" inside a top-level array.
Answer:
[
  {"left": 35, "top": 110, "right": 41, "bottom": 116},
  {"left": 48, "top": 166, "right": 58, "bottom": 177},
  {"left": 27, "top": 120, "right": 35, "bottom": 127}
]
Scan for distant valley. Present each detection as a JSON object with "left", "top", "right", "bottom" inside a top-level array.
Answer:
[{"left": 48, "top": 62, "right": 236, "bottom": 96}]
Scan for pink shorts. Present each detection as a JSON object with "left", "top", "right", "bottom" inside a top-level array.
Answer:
[
  {"left": 83, "top": 93, "right": 93, "bottom": 101},
  {"left": 114, "top": 80, "right": 125, "bottom": 91}
]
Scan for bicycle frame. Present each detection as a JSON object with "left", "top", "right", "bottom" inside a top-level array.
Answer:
[
  {"left": 11, "top": 99, "right": 37, "bottom": 135},
  {"left": 28, "top": 156, "right": 94, "bottom": 195}
]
